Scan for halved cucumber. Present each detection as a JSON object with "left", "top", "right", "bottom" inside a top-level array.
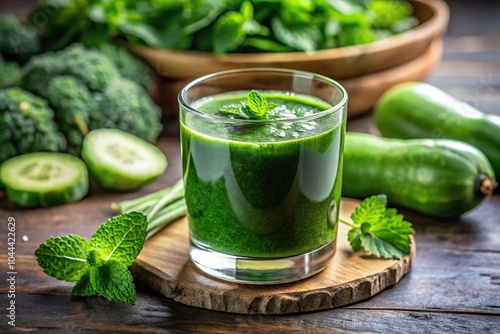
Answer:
[
  {"left": 0, "top": 152, "right": 89, "bottom": 207},
  {"left": 82, "top": 129, "right": 167, "bottom": 191}
]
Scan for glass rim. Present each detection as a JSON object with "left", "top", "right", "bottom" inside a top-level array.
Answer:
[{"left": 178, "top": 68, "right": 348, "bottom": 124}]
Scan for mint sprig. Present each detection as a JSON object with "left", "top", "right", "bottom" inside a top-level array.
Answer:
[
  {"left": 35, "top": 234, "right": 90, "bottom": 282},
  {"left": 219, "top": 90, "right": 278, "bottom": 120},
  {"left": 35, "top": 212, "right": 147, "bottom": 304},
  {"left": 341, "top": 195, "right": 415, "bottom": 259}
]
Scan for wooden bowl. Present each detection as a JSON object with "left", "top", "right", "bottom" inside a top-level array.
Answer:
[
  {"left": 129, "top": 0, "right": 449, "bottom": 80},
  {"left": 150, "top": 38, "right": 443, "bottom": 119}
]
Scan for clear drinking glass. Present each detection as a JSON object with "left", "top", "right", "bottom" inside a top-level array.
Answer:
[{"left": 179, "top": 68, "right": 348, "bottom": 284}]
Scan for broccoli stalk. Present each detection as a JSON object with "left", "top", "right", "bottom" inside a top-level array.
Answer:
[{"left": 45, "top": 76, "right": 93, "bottom": 156}]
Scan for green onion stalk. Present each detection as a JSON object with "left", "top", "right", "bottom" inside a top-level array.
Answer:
[{"left": 111, "top": 179, "right": 186, "bottom": 239}]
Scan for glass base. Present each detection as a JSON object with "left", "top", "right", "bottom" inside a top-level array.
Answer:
[{"left": 189, "top": 240, "right": 336, "bottom": 285}]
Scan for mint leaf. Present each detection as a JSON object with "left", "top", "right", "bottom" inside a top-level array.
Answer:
[
  {"left": 212, "top": 11, "right": 246, "bottom": 55},
  {"left": 347, "top": 228, "right": 362, "bottom": 252},
  {"left": 346, "top": 195, "right": 414, "bottom": 259},
  {"left": 266, "top": 103, "right": 279, "bottom": 112},
  {"left": 350, "top": 194, "right": 387, "bottom": 226},
  {"left": 247, "top": 90, "right": 267, "bottom": 117},
  {"left": 240, "top": 0, "right": 253, "bottom": 20},
  {"left": 71, "top": 272, "right": 96, "bottom": 297},
  {"left": 219, "top": 90, "right": 274, "bottom": 120},
  {"left": 87, "top": 249, "right": 104, "bottom": 267},
  {"left": 243, "top": 37, "right": 293, "bottom": 52},
  {"left": 90, "top": 260, "right": 136, "bottom": 305},
  {"left": 35, "top": 212, "right": 149, "bottom": 304},
  {"left": 271, "top": 17, "right": 321, "bottom": 52},
  {"left": 367, "top": 208, "right": 415, "bottom": 254},
  {"left": 359, "top": 229, "right": 408, "bottom": 259},
  {"left": 212, "top": 1, "right": 268, "bottom": 55},
  {"left": 182, "top": 0, "right": 226, "bottom": 35},
  {"left": 219, "top": 105, "right": 248, "bottom": 119},
  {"left": 90, "top": 211, "right": 147, "bottom": 266},
  {"left": 35, "top": 234, "right": 89, "bottom": 282}
]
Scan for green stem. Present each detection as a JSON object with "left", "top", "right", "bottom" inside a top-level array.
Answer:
[
  {"left": 111, "top": 187, "right": 172, "bottom": 212},
  {"left": 147, "top": 198, "right": 186, "bottom": 230},
  {"left": 147, "top": 200, "right": 187, "bottom": 239},
  {"left": 339, "top": 217, "right": 356, "bottom": 228},
  {"left": 144, "top": 179, "right": 184, "bottom": 219},
  {"left": 111, "top": 179, "right": 188, "bottom": 239}
]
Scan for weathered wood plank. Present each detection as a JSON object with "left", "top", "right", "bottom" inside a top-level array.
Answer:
[
  {"left": 408, "top": 196, "right": 500, "bottom": 252},
  {"left": 2, "top": 292, "right": 499, "bottom": 333},
  {"left": 348, "top": 247, "right": 500, "bottom": 314},
  {"left": 2, "top": 243, "right": 499, "bottom": 314}
]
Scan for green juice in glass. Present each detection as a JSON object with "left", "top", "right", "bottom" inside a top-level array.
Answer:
[{"left": 181, "top": 90, "right": 346, "bottom": 259}]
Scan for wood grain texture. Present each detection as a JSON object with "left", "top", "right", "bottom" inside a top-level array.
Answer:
[
  {"left": 130, "top": 198, "right": 415, "bottom": 314},
  {"left": 5, "top": 292, "right": 500, "bottom": 334}
]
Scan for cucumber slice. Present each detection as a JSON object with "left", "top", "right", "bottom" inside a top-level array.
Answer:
[
  {"left": 82, "top": 129, "right": 167, "bottom": 191},
  {"left": 0, "top": 152, "right": 89, "bottom": 207}
]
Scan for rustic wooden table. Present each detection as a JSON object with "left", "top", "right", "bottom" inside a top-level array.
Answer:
[{"left": 1, "top": 0, "right": 499, "bottom": 332}]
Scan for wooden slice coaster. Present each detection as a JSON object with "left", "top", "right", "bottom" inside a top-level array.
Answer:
[{"left": 131, "top": 198, "right": 415, "bottom": 314}]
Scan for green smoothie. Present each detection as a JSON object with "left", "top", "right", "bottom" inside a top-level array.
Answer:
[{"left": 181, "top": 90, "right": 345, "bottom": 258}]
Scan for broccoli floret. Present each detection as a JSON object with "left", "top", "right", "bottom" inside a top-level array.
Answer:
[
  {"left": 0, "top": 15, "right": 40, "bottom": 64},
  {"left": 91, "top": 79, "right": 162, "bottom": 143},
  {"left": 20, "top": 43, "right": 162, "bottom": 150},
  {"left": 22, "top": 43, "right": 121, "bottom": 98},
  {"left": 45, "top": 76, "right": 93, "bottom": 156},
  {"left": 0, "top": 54, "right": 22, "bottom": 88},
  {"left": 59, "top": 44, "right": 121, "bottom": 91},
  {"left": 0, "top": 88, "right": 66, "bottom": 164},
  {"left": 99, "top": 43, "right": 154, "bottom": 90}
]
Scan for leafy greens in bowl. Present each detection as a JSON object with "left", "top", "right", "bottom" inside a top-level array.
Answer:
[{"left": 30, "top": 0, "right": 418, "bottom": 55}]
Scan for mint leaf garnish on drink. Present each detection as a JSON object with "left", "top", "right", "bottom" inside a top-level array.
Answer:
[
  {"left": 219, "top": 90, "right": 278, "bottom": 120},
  {"left": 246, "top": 90, "right": 268, "bottom": 118},
  {"left": 35, "top": 212, "right": 148, "bottom": 304},
  {"left": 340, "top": 195, "right": 415, "bottom": 259}
]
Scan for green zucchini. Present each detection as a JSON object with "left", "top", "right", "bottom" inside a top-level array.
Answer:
[
  {"left": 374, "top": 82, "right": 500, "bottom": 178},
  {"left": 342, "top": 132, "right": 497, "bottom": 217}
]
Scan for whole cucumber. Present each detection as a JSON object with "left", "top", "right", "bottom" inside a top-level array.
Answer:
[
  {"left": 342, "top": 132, "right": 497, "bottom": 217},
  {"left": 374, "top": 82, "right": 500, "bottom": 178}
]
